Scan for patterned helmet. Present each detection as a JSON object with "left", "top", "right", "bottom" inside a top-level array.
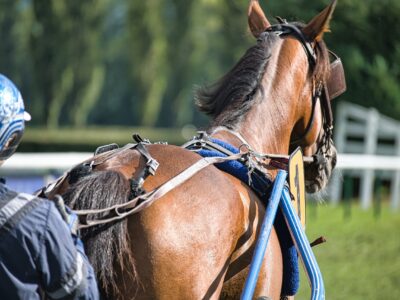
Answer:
[{"left": 0, "top": 74, "right": 31, "bottom": 161}]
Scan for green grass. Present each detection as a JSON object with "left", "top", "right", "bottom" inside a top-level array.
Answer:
[{"left": 296, "top": 202, "right": 400, "bottom": 299}]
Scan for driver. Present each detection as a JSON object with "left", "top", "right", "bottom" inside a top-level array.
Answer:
[{"left": 0, "top": 74, "right": 99, "bottom": 299}]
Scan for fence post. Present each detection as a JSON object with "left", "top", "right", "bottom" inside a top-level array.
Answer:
[
  {"left": 360, "top": 108, "right": 379, "bottom": 210},
  {"left": 343, "top": 175, "right": 352, "bottom": 220},
  {"left": 374, "top": 173, "right": 382, "bottom": 218},
  {"left": 391, "top": 132, "right": 400, "bottom": 210},
  {"left": 330, "top": 102, "right": 347, "bottom": 205}
]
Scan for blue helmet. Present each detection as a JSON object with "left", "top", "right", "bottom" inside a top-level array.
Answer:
[{"left": 0, "top": 74, "right": 31, "bottom": 162}]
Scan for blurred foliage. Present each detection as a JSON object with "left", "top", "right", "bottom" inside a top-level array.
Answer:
[
  {"left": 19, "top": 126, "right": 194, "bottom": 152},
  {"left": 1, "top": 0, "right": 399, "bottom": 131}
]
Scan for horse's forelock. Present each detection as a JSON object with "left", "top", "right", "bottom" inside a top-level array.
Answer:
[{"left": 62, "top": 170, "right": 136, "bottom": 298}]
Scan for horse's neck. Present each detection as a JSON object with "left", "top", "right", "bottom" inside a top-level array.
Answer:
[
  {"left": 210, "top": 126, "right": 249, "bottom": 145},
  {"left": 211, "top": 95, "right": 296, "bottom": 156},
  {"left": 211, "top": 41, "right": 307, "bottom": 155},
  {"left": 242, "top": 97, "right": 294, "bottom": 153},
  {"left": 210, "top": 120, "right": 290, "bottom": 156}
]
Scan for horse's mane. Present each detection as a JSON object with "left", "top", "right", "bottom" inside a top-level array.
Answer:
[
  {"left": 195, "top": 32, "right": 278, "bottom": 128},
  {"left": 195, "top": 22, "right": 330, "bottom": 129},
  {"left": 62, "top": 169, "right": 135, "bottom": 298}
]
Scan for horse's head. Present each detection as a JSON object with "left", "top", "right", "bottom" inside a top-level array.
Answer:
[{"left": 247, "top": 0, "right": 345, "bottom": 193}]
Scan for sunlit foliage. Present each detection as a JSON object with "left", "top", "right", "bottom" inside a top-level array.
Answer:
[{"left": 0, "top": 0, "right": 399, "bottom": 128}]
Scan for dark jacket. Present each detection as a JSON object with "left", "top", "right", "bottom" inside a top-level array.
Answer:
[{"left": 0, "top": 182, "right": 98, "bottom": 299}]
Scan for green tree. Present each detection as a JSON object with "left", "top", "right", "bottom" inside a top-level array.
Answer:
[
  {"left": 2, "top": 0, "right": 400, "bottom": 131},
  {"left": 30, "top": 0, "right": 108, "bottom": 128},
  {"left": 0, "top": 1, "right": 33, "bottom": 113},
  {"left": 127, "top": 0, "right": 169, "bottom": 127}
]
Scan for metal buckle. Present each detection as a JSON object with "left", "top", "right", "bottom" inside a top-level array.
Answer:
[{"left": 147, "top": 158, "right": 159, "bottom": 176}]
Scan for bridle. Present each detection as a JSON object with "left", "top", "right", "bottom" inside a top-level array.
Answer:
[{"left": 263, "top": 20, "right": 346, "bottom": 166}]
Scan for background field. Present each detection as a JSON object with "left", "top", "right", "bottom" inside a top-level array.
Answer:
[{"left": 297, "top": 202, "right": 400, "bottom": 299}]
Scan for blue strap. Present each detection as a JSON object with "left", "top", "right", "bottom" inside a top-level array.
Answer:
[{"left": 193, "top": 138, "right": 299, "bottom": 296}]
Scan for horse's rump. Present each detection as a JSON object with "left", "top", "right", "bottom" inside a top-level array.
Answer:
[{"left": 64, "top": 144, "right": 269, "bottom": 298}]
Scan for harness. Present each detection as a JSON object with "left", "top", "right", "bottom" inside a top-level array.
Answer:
[
  {"left": 264, "top": 21, "right": 346, "bottom": 171},
  {"left": 41, "top": 132, "right": 285, "bottom": 229},
  {"left": 267, "top": 20, "right": 346, "bottom": 139},
  {"left": 183, "top": 132, "right": 273, "bottom": 197},
  {"left": 129, "top": 135, "right": 160, "bottom": 198},
  {"left": 61, "top": 134, "right": 301, "bottom": 294},
  {"left": 43, "top": 131, "right": 309, "bottom": 230}
]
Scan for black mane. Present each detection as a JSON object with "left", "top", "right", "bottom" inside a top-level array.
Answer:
[{"left": 195, "top": 32, "right": 279, "bottom": 129}]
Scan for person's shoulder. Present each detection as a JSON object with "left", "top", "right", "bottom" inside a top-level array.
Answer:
[
  {"left": 18, "top": 193, "right": 68, "bottom": 236},
  {"left": 0, "top": 186, "right": 62, "bottom": 225},
  {"left": 0, "top": 192, "right": 55, "bottom": 237},
  {"left": 31, "top": 194, "right": 60, "bottom": 215},
  {"left": 17, "top": 192, "right": 49, "bottom": 207},
  {"left": 14, "top": 192, "right": 58, "bottom": 222},
  {"left": 0, "top": 181, "right": 16, "bottom": 198},
  {"left": 0, "top": 187, "right": 46, "bottom": 210}
]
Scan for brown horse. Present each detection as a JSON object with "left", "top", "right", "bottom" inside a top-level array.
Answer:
[{"left": 47, "top": 1, "right": 343, "bottom": 299}]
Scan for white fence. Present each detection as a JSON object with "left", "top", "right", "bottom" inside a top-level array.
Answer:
[
  {"left": 329, "top": 102, "right": 400, "bottom": 210},
  {"left": 5, "top": 152, "right": 399, "bottom": 171},
  {"left": 2, "top": 152, "right": 91, "bottom": 172},
  {"left": 2, "top": 152, "right": 400, "bottom": 210},
  {"left": 0, "top": 153, "right": 93, "bottom": 193}
]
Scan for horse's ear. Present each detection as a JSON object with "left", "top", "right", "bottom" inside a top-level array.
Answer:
[
  {"left": 303, "top": 0, "right": 337, "bottom": 42},
  {"left": 248, "top": 0, "right": 271, "bottom": 38}
]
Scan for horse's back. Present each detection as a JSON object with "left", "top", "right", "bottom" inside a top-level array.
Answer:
[
  {"left": 104, "top": 144, "right": 282, "bottom": 299},
  {"left": 107, "top": 144, "right": 243, "bottom": 298}
]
